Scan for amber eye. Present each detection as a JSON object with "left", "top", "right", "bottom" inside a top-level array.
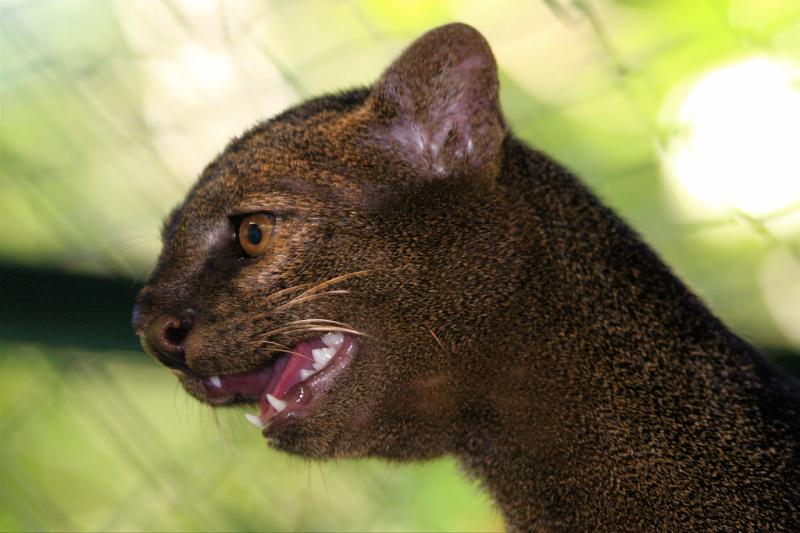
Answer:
[{"left": 237, "top": 213, "right": 273, "bottom": 257}]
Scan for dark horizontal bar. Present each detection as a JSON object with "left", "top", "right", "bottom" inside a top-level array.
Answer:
[
  {"left": 0, "top": 262, "right": 143, "bottom": 352},
  {"left": 0, "top": 262, "right": 798, "bottom": 379}
]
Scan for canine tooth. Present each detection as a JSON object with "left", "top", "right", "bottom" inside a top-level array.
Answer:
[
  {"left": 266, "top": 393, "right": 287, "bottom": 413},
  {"left": 300, "top": 369, "right": 315, "bottom": 381},
  {"left": 244, "top": 413, "right": 264, "bottom": 428},
  {"left": 312, "top": 347, "right": 335, "bottom": 366},
  {"left": 321, "top": 332, "right": 344, "bottom": 349},
  {"left": 209, "top": 375, "right": 222, "bottom": 388}
]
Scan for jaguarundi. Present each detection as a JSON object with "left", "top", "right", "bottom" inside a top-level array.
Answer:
[{"left": 133, "top": 23, "right": 800, "bottom": 531}]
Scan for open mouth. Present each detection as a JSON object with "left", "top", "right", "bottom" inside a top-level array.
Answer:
[{"left": 202, "top": 332, "right": 355, "bottom": 432}]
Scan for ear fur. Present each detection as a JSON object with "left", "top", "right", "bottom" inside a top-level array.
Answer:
[{"left": 367, "top": 23, "right": 506, "bottom": 179}]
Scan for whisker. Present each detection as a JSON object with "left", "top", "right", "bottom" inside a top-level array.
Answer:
[
  {"left": 269, "top": 348, "right": 314, "bottom": 361},
  {"left": 262, "top": 283, "right": 312, "bottom": 305},
  {"left": 256, "top": 323, "right": 368, "bottom": 340},
  {"left": 254, "top": 325, "right": 321, "bottom": 339},
  {"left": 260, "top": 340, "right": 292, "bottom": 351},
  {"left": 284, "top": 318, "right": 355, "bottom": 327},
  {"left": 285, "top": 326, "right": 369, "bottom": 338},
  {"left": 241, "top": 344, "right": 315, "bottom": 363},
  {"left": 428, "top": 328, "right": 447, "bottom": 352},
  {"left": 254, "top": 271, "right": 370, "bottom": 321},
  {"left": 297, "top": 270, "right": 371, "bottom": 297},
  {"left": 273, "top": 290, "right": 350, "bottom": 312},
  {"left": 280, "top": 319, "right": 367, "bottom": 338},
  {"left": 249, "top": 291, "right": 343, "bottom": 322},
  {"left": 259, "top": 340, "right": 315, "bottom": 362}
]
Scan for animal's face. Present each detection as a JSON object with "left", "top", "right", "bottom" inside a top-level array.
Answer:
[{"left": 133, "top": 24, "right": 510, "bottom": 459}]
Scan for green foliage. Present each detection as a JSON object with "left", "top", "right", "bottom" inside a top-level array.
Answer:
[
  {"left": 0, "top": 344, "right": 501, "bottom": 531},
  {"left": 1, "top": 0, "right": 799, "bottom": 530}
]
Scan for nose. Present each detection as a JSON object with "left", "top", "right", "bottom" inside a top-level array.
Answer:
[{"left": 145, "top": 311, "right": 195, "bottom": 368}]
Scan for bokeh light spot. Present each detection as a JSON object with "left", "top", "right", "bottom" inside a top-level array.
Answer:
[{"left": 661, "top": 56, "right": 800, "bottom": 218}]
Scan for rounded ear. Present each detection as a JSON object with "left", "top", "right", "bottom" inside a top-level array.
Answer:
[{"left": 367, "top": 23, "right": 506, "bottom": 179}]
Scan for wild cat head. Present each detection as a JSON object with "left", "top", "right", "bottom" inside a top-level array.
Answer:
[{"left": 133, "top": 24, "right": 518, "bottom": 459}]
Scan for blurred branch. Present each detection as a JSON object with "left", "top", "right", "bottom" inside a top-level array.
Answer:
[
  {"left": 542, "top": 0, "right": 578, "bottom": 24},
  {"left": 0, "top": 263, "right": 143, "bottom": 352},
  {"left": 571, "top": 0, "right": 660, "bottom": 133},
  {"left": 731, "top": 207, "right": 800, "bottom": 261}
]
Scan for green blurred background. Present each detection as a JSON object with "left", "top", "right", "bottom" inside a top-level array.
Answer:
[{"left": 2, "top": 0, "right": 799, "bottom": 531}]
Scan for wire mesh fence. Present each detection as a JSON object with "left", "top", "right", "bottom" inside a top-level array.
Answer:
[{"left": 1, "top": 0, "right": 799, "bottom": 530}]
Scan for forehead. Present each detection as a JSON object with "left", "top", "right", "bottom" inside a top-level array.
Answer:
[
  {"left": 218, "top": 115, "right": 357, "bottom": 189},
  {"left": 176, "top": 102, "right": 377, "bottom": 223}
]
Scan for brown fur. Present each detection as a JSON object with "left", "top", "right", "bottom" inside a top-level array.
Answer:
[{"left": 134, "top": 24, "right": 800, "bottom": 531}]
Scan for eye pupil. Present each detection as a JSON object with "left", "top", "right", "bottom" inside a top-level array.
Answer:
[{"left": 246, "top": 224, "right": 262, "bottom": 245}]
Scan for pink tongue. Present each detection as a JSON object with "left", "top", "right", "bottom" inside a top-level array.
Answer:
[
  {"left": 205, "top": 362, "right": 278, "bottom": 400},
  {"left": 258, "top": 338, "right": 321, "bottom": 417}
]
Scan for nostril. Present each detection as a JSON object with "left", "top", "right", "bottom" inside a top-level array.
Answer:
[
  {"left": 148, "top": 311, "right": 194, "bottom": 365},
  {"left": 161, "top": 316, "right": 187, "bottom": 350}
]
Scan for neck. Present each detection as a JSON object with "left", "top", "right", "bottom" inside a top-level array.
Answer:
[{"left": 453, "top": 141, "right": 800, "bottom": 530}]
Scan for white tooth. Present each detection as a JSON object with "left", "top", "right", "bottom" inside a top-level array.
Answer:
[
  {"left": 244, "top": 413, "right": 264, "bottom": 428},
  {"left": 266, "top": 393, "right": 287, "bottom": 413},
  {"left": 311, "top": 347, "right": 335, "bottom": 367},
  {"left": 300, "top": 369, "right": 316, "bottom": 381},
  {"left": 209, "top": 375, "right": 222, "bottom": 388},
  {"left": 321, "top": 332, "right": 344, "bottom": 349}
]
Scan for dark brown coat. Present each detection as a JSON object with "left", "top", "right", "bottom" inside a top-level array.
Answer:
[{"left": 135, "top": 24, "right": 800, "bottom": 531}]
